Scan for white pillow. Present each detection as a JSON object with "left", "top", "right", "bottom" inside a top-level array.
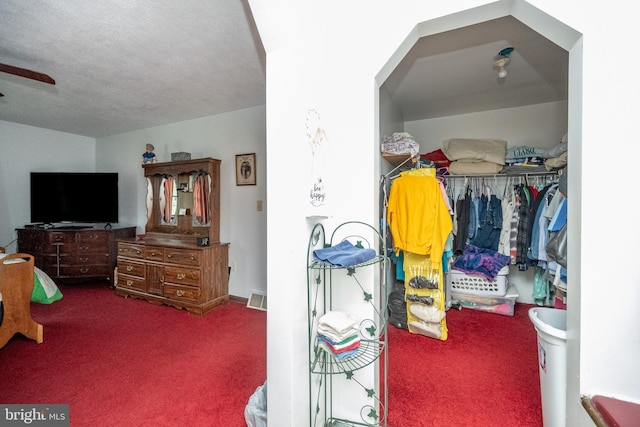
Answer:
[{"left": 442, "top": 138, "right": 507, "bottom": 165}]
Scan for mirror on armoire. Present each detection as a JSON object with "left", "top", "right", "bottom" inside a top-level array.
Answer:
[
  {"left": 159, "top": 175, "right": 177, "bottom": 225},
  {"left": 143, "top": 158, "right": 220, "bottom": 245}
]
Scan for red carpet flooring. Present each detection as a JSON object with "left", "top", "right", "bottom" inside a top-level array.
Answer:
[
  {"left": 0, "top": 283, "right": 267, "bottom": 426},
  {"left": 387, "top": 302, "right": 543, "bottom": 427},
  {"left": 1, "top": 283, "right": 542, "bottom": 426}
]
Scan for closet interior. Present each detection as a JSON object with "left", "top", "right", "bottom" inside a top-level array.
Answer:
[
  {"left": 378, "top": 15, "right": 569, "bottom": 341},
  {"left": 381, "top": 134, "right": 568, "bottom": 340}
]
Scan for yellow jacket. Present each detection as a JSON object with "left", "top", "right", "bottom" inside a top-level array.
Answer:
[{"left": 387, "top": 173, "right": 452, "bottom": 266}]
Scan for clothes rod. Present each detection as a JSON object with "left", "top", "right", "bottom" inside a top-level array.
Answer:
[{"left": 443, "top": 170, "right": 560, "bottom": 179}]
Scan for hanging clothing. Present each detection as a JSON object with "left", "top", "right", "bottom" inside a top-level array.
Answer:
[
  {"left": 387, "top": 173, "right": 453, "bottom": 269},
  {"left": 515, "top": 184, "right": 532, "bottom": 270},
  {"left": 453, "top": 189, "right": 471, "bottom": 255},
  {"left": 498, "top": 185, "right": 516, "bottom": 258},
  {"left": 470, "top": 194, "right": 503, "bottom": 251}
]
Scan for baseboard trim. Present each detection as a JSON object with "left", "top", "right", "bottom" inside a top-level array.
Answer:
[{"left": 229, "top": 295, "right": 248, "bottom": 305}]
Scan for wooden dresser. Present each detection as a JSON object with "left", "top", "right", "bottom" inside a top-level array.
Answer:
[
  {"left": 115, "top": 157, "right": 229, "bottom": 315},
  {"left": 16, "top": 226, "right": 136, "bottom": 284},
  {"left": 115, "top": 239, "right": 229, "bottom": 315}
]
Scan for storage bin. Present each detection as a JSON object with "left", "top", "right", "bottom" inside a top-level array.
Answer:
[
  {"left": 451, "top": 284, "right": 519, "bottom": 316},
  {"left": 529, "top": 307, "right": 567, "bottom": 427},
  {"left": 446, "top": 265, "right": 509, "bottom": 296}
]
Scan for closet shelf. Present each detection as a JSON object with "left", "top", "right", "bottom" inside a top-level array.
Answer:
[{"left": 381, "top": 153, "right": 415, "bottom": 168}]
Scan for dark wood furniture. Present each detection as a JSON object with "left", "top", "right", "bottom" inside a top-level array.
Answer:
[
  {"left": 0, "top": 252, "right": 43, "bottom": 349},
  {"left": 16, "top": 225, "right": 136, "bottom": 284},
  {"left": 115, "top": 158, "right": 229, "bottom": 315}
]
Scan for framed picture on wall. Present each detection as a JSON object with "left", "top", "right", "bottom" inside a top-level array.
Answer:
[{"left": 235, "top": 153, "right": 256, "bottom": 186}]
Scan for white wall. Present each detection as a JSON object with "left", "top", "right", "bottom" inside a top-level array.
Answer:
[
  {"left": 405, "top": 101, "right": 568, "bottom": 152},
  {"left": 0, "top": 106, "right": 266, "bottom": 301},
  {"left": 0, "top": 121, "right": 95, "bottom": 251},
  {"left": 250, "top": 1, "right": 639, "bottom": 426},
  {"left": 95, "top": 105, "right": 267, "bottom": 300}
]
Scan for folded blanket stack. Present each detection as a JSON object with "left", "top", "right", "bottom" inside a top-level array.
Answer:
[
  {"left": 317, "top": 311, "right": 361, "bottom": 360},
  {"left": 544, "top": 134, "right": 568, "bottom": 170},
  {"left": 442, "top": 138, "right": 507, "bottom": 175},
  {"left": 502, "top": 145, "right": 551, "bottom": 173},
  {"left": 381, "top": 132, "right": 420, "bottom": 158}
]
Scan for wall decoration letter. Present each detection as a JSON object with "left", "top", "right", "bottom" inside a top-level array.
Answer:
[{"left": 236, "top": 153, "right": 256, "bottom": 186}]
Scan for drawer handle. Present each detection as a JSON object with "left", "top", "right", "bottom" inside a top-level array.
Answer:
[
  {"left": 80, "top": 257, "right": 88, "bottom": 263},
  {"left": 126, "top": 265, "right": 134, "bottom": 272},
  {"left": 176, "top": 290, "right": 185, "bottom": 297},
  {"left": 177, "top": 273, "right": 186, "bottom": 280},
  {"left": 127, "top": 279, "right": 133, "bottom": 286},
  {"left": 80, "top": 268, "right": 89, "bottom": 273},
  {"left": 167, "top": 254, "right": 172, "bottom": 258}
]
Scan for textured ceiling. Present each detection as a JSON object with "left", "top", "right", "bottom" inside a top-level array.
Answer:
[
  {"left": 0, "top": 0, "right": 266, "bottom": 138},
  {"left": 0, "top": 4, "right": 567, "bottom": 139}
]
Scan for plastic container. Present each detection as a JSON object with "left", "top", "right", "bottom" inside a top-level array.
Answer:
[
  {"left": 529, "top": 307, "right": 567, "bottom": 427},
  {"left": 451, "top": 284, "right": 519, "bottom": 316},
  {"left": 446, "top": 265, "right": 509, "bottom": 296}
]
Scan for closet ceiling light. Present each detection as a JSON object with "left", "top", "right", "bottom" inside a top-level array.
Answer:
[
  {"left": 495, "top": 58, "right": 510, "bottom": 78},
  {"left": 493, "top": 47, "right": 514, "bottom": 80}
]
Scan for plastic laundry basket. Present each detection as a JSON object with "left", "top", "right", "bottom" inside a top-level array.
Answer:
[{"left": 529, "top": 307, "right": 567, "bottom": 427}]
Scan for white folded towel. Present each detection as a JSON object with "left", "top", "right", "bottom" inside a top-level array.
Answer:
[{"left": 318, "top": 311, "right": 358, "bottom": 334}]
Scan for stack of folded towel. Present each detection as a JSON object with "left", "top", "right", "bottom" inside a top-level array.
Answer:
[{"left": 317, "top": 311, "right": 361, "bottom": 360}]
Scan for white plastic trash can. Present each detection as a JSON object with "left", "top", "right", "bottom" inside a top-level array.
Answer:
[{"left": 529, "top": 307, "right": 567, "bottom": 427}]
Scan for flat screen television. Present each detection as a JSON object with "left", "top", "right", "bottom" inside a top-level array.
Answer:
[{"left": 30, "top": 172, "right": 119, "bottom": 225}]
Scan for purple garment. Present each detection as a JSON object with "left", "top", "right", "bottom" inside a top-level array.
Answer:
[{"left": 452, "top": 244, "right": 510, "bottom": 281}]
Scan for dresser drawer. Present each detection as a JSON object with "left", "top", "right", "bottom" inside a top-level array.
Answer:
[
  {"left": 145, "top": 247, "right": 164, "bottom": 262},
  {"left": 117, "top": 259, "right": 145, "bottom": 278},
  {"left": 72, "top": 253, "right": 110, "bottom": 266},
  {"left": 165, "top": 249, "right": 201, "bottom": 266},
  {"left": 77, "top": 243, "right": 109, "bottom": 254},
  {"left": 42, "top": 245, "right": 76, "bottom": 257},
  {"left": 40, "top": 253, "right": 67, "bottom": 266},
  {"left": 118, "top": 242, "right": 145, "bottom": 259},
  {"left": 164, "top": 283, "right": 201, "bottom": 302},
  {"left": 47, "top": 232, "right": 75, "bottom": 244},
  {"left": 59, "top": 264, "right": 111, "bottom": 277},
  {"left": 77, "top": 231, "right": 109, "bottom": 244},
  {"left": 117, "top": 274, "right": 147, "bottom": 292},
  {"left": 164, "top": 266, "right": 201, "bottom": 286}
]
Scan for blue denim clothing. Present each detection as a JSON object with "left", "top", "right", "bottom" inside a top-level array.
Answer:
[{"left": 470, "top": 194, "right": 503, "bottom": 251}]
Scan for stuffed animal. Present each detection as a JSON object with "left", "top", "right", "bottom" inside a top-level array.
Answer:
[{"left": 142, "top": 143, "right": 157, "bottom": 164}]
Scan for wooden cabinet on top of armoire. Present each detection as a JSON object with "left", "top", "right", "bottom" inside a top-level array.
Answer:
[{"left": 114, "top": 158, "right": 229, "bottom": 315}]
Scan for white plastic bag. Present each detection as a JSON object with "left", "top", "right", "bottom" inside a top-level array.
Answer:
[{"left": 244, "top": 380, "right": 267, "bottom": 427}]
